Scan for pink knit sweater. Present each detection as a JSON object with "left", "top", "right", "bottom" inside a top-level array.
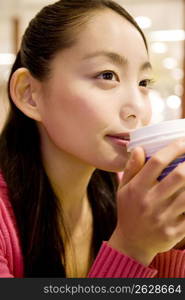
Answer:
[{"left": 0, "top": 173, "right": 185, "bottom": 278}]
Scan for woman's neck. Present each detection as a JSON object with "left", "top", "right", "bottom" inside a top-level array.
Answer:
[{"left": 39, "top": 127, "right": 95, "bottom": 230}]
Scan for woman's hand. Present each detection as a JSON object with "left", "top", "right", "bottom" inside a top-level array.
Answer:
[{"left": 109, "top": 138, "right": 185, "bottom": 266}]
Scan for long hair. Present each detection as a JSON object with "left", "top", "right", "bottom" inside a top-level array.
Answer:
[{"left": 0, "top": 0, "right": 146, "bottom": 277}]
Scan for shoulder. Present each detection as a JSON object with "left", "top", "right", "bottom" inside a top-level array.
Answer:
[
  {"left": 0, "top": 172, "right": 16, "bottom": 229},
  {"left": 0, "top": 171, "right": 24, "bottom": 277},
  {"left": 0, "top": 171, "right": 17, "bottom": 246}
]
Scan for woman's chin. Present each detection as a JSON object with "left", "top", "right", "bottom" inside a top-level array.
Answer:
[{"left": 97, "top": 160, "right": 127, "bottom": 173}]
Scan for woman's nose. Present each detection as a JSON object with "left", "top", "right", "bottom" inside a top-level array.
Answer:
[
  {"left": 120, "top": 110, "right": 139, "bottom": 128},
  {"left": 119, "top": 89, "right": 150, "bottom": 128}
]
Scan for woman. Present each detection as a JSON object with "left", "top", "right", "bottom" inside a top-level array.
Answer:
[{"left": 0, "top": 0, "right": 185, "bottom": 278}]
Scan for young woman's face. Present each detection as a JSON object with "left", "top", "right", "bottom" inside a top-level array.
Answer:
[{"left": 37, "top": 9, "right": 152, "bottom": 172}]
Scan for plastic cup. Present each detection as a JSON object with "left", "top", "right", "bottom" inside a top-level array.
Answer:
[{"left": 127, "top": 119, "right": 185, "bottom": 181}]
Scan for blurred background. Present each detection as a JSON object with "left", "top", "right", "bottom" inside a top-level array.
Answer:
[{"left": 0, "top": 0, "right": 185, "bottom": 132}]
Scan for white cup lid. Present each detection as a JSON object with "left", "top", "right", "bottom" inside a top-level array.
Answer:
[
  {"left": 130, "top": 118, "right": 185, "bottom": 140},
  {"left": 128, "top": 118, "right": 185, "bottom": 152}
]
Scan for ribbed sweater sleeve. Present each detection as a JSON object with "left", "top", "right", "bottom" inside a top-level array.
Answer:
[
  {"left": 88, "top": 241, "right": 157, "bottom": 278},
  {"left": 151, "top": 249, "right": 185, "bottom": 278}
]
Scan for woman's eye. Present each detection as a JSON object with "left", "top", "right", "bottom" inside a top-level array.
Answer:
[
  {"left": 139, "top": 79, "right": 154, "bottom": 88},
  {"left": 97, "top": 71, "right": 118, "bottom": 81}
]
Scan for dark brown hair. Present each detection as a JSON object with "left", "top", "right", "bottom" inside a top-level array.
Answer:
[{"left": 0, "top": 0, "right": 147, "bottom": 277}]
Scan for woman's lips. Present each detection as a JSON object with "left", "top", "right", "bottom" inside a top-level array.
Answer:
[{"left": 106, "top": 135, "right": 130, "bottom": 147}]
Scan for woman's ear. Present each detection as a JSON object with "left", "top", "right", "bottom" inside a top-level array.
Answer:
[{"left": 10, "top": 68, "right": 42, "bottom": 122}]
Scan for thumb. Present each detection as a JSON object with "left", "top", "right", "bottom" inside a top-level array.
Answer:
[{"left": 119, "top": 146, "right": 146, "bottom": 189}]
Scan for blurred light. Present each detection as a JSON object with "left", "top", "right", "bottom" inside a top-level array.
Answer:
[
  {"left": 166, "top": 95, "right": 181, "bottom": 109},
  {"left": 151, "top": 42, "right": 167, "bottom": 54},
  {"left": 0, "top": 53, "right": 15, "bottom": 65},
  {"left": 150, "top": 30, "right": 185, "bottom": 41},
  {"left": 162, "top": 57, "right": 177, "bottom": 69},
  {"left": 1, "top": 67, "right": 11, "bottom": 81},
  {"left": 171, "top": 68, "right": 184, "bottom": 80},
  {"left": 174, "top": 84, "right": 183, "bottom": 96},
  {"left": 149, "top": 90, "right": 165, "bottom": 123},
  {"left": 135, "top": 16, "right": 152, "bottom": 29},
  {"left": 149, "top": 90, "right": 165, "bottom": 113}
]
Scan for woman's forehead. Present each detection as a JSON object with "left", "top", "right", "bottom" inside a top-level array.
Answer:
[
  {"left": 49, "top": 9, "right": 148, "bottom": 73},
  {"left": 72, "top": 10, "right": 147, "bottom": 55}
]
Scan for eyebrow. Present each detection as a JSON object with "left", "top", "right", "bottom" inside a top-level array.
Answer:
[{"left": 83, "top": 51, "right": 152, "bottom": 71}]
